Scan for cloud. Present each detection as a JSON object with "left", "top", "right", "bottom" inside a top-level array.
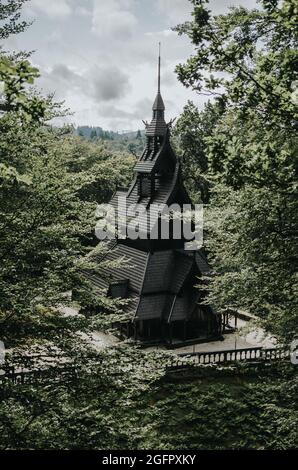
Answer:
[
  {"left": 19, "top": 0, "right": 212, "bottom": 130},
  {"left": 36, "top": 64, "right": 83, "bottom": 102},
  {"left": 156, "top": 0, "right": 192, "bottom": 25},
  {"left": 26, "top": 0, "right": 72, "bottom": 18},
  {"left": 97, "top": 97, "right": 154, "bottom": 129},
  {"left": 92, "top": 0, "right": 137, "bottom": 39},
  {"left": 161, "top": 69, "right": 176, "bottom": 87},
  {"left": 74, "top": 6, "right": 92, "bottom": 17},
  {"left": 46, "top": 30, "right": 62, "bottom": 44},
  {"left": 134, "top": 98, "right": 153, "bottom": 119},
  {"left": 92, "top": 66, "right": 131, "bottom": 101},
  {"left": 156, "top": 0, "right": 257, "bottom": 25},
  {"left": 145, "top": 29, "right": 177, "bottom": 38},
  {"left": 37, "top": 63, "right": 131, "bottom": 105},
  {"left": 50, "top": 64, "right": 80, "bottom": 83},
  {"left": 98, "top": 104, "right": 132, "bottom": 119}
]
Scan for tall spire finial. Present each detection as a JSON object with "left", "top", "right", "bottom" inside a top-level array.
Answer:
[
  {"left": 158, "top": 42, "right": 161, "bottom": 93},
  {"left": 146, "top": 43, "right": 167, "bottom": 136}
]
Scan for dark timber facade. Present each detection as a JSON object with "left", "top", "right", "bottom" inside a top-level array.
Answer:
[{"left": 86, "top": 54, "right": 222, "bottom": 347}]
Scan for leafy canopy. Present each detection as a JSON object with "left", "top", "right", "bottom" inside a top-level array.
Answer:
[{"left": 174, "top": 0, "right": 298, "bottom": 341}]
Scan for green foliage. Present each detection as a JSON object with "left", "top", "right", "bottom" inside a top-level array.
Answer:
[
  {"left": 0, "top": 343, "right": 171, "bottom": 450},
  {"left": 142, "top": 367, "right": 298, "bottom": 450},
  {"left": 205, "top": 185, "right": 297, "bottom": 340},
  {"left": 0, "top": 363, "right": 297, "bottom": 450},
  {"left": 0, "top": 58, "right": 134, "bottom": 348},
  {"left": 59, "top": 134, "right": 135, "bottom": 202},
  {"left": 174, "top": 0, "right": 298, "bottom": 342},
  {"left": 0, "top": 57, "right": 47, "bottom": 121},
  {"left": 176, "top": 0, "right": 297, "bottom": 131},
  {"left": 0, "top": 0, "right": 30, "bottom": 40},
  {"left": 76, "top": 126, "right": 146, "bottom": 156},
  {"left": 173, "top": 100, "right": 224, "bottom": 202},
  {"left": 0, "top": 114, "right": 92, "bottom": 346},
  {"left": 1, "top": 0, "right": 297, "bottom": 452}
]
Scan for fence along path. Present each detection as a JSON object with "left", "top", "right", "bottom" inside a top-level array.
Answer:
[
  {"left": 0, "top": 346, "right": 290, "bottom": 385},
  {"left": 168, "top": 346, "right": 289, "bottom": 368}
]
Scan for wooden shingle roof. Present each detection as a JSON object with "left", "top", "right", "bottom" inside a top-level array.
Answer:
[
  {"left": 135, "top": 294, "right": 168, "bottom": 320},
  {"left": 87, "top": 244, "right": 148, "bottom": 294},
  {"left": 171, "top": 253, "right": 194, "bottom": 294},
  {"left": 142, "top": 251, "right": 174, "bottom": 293}
]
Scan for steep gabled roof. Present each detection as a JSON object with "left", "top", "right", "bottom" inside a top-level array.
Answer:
[
  {"left": 82, "top": 270, "right": 109, "bottom": 293},
  {"left": 86, "top": 244, "right": 148, "bottom": 294},
  {"left": 135, "top": 294, "right": 168, "bottom": 320},
  {"left": 121, "top": 293, "right": 140, "bottom": 317},
  {"left": 142, "top": 250, "right": 174, "bottom": 293},
  {"left": 171, "top": 253, "right": 194, "bottom": 294}
]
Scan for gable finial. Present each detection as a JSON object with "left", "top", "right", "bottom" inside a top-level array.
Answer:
[{"left": 158, "top": 42, "right": 161, "bottom": 93}]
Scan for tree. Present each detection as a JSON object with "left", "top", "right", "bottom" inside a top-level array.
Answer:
[
  {"left": 174, "top": 0, "right": 298, "bottom": 341},
  {"left": 173, "top": 100, "right": 224, "bottom": 202},
  {"left": 0, "top": 22, "right": 136, "bottom": 347},
  {"left": 0, "top": 0, "right": 167, "bottom": 452},
  {"left": 128, "top": 142, "right": 138, "bottom": 157},
  {"left": 62, "top": 134, "right": 135, "bottom": 203},
  {"left": 0, "top": 56, "right": 47, "bottom": 118},
  {"left": 1, "top": 0, "right": 297, "bottom": 452},
  {"left": 176, "top": 0, "right": 297, "bottom": 133},
  {"left": 0, "top": 0, "right": 30, "bottom": 41},
  {"left": 90, "top": 128, "right": 97, "bottom": 140}
]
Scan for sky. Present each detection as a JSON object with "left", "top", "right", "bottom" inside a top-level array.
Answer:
[{"left": 4, "top": 0, "right": 257, "bottom": 131}]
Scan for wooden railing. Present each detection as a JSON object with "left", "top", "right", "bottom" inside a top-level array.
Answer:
[
  {"left": 168, "top": 347, "right": 289, "bottom": 368},
  {"left": 0, "top": 347, "right": 290, "bottom": 385},
  {"left": 0, "top": 364, "right": 77, "bottom": 385}
]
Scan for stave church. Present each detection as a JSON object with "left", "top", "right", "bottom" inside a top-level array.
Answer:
[{"left": 84, "top": 52, "right": 222, "bottom": 347}]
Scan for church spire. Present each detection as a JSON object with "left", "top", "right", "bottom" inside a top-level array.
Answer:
[
  {"left": 158, "top": 42, "right": 161, "bottom": 94},
  {"left": 146, "top": 43, "right": 167, "bottom": 137}
]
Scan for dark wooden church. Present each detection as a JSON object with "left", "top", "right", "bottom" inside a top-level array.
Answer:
[{"left": 85, "top": 54, "right": 222, "bottom": 347}]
